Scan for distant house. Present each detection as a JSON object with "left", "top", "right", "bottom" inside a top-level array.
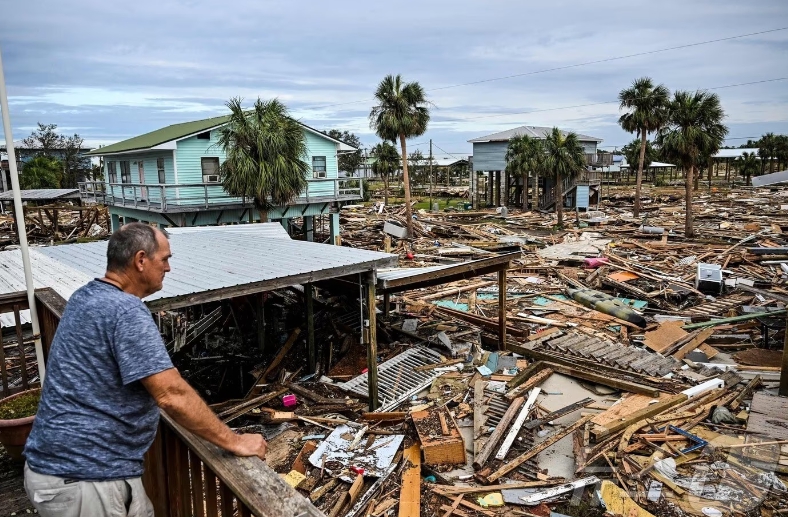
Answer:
[
  {"left": 0, "top": 141, "right": 94, "bottom": 192},
  {"left": 81, "top": 115, "right": 360, "bottom": 242},
  {"left": 468, "top": 125, "right": 606, "bottom": 210}
]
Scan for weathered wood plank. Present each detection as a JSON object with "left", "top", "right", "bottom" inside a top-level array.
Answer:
[{"left": 398, "top": 443, "right": 421, "bottom": 517}]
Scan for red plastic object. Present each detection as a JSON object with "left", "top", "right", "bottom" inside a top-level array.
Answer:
[
  {"left": 282, "top": 394, "right": 297, "bottom": 407},
  {"left": 361, "top": 368, "right": 368, "bottom": 374},
  {"left": 405, "top": 252, "right": 415, "bottom": 260},
  {"left": 350, "top": 466, "right": 365, "bottom": 475}
]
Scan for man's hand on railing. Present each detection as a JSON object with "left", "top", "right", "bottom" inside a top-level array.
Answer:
[{"left": 229, "top": 433, "right": 268, "bottom": 460}]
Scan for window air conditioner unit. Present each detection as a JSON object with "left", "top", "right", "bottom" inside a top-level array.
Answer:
[{"left": 206, "top": 175, "right": 220, "bottom": 183}]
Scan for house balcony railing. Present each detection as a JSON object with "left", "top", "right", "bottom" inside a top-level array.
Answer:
[
  {"left": 585, "top": 153, "right": 613, "bottom": 166},
  {"left": 78, "top": 178, "right": 363, "bottom": 213}
]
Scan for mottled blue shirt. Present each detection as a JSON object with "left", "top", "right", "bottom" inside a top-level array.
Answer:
[{"left": 25, "top": 279, "right": 173, "bottom": 480}]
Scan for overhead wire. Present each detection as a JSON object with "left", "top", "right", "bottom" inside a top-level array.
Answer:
[{"left": 301, "top": 27, "right": 788, "bottom": 112}]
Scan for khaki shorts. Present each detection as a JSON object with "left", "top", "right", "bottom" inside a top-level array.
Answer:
[{"left": 24, "top": 463, "right": 155, "bottom": 517}]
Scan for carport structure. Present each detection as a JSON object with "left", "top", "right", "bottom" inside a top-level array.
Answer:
[{"left": 376, "top": 253, "right": 518, "bottom": 352}]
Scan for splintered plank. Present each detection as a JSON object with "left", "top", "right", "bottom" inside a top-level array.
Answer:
[{"left": 398, "top": 443, "right": 421, "bottom": 517}]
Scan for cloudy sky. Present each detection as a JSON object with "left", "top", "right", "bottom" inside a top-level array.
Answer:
[{"left": 2, "top": 0, "right": 787, "bottom": 160}]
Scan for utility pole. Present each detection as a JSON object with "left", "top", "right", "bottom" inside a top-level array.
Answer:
[
  {"left": 429, "top": 139, "right": 433, "bottom": 210},
  {"left": 0, "top": 45, "right": 46, "bottom": 383}
]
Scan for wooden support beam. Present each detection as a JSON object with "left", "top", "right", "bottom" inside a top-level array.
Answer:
[
  {"left": 481, "top": 415, "right": 594, "bottom": 484},
  {"left": 305, "top": 283, "right": 316, "bottom": 373},
  {"left": 505, "top": 367, "right": 553, "bottom": 401},
  {"left": 262, "top": 328, "right": 301, "bottom": 379},
  {"left": 473, "top": 396, "right": 525, "bottom": 470},
  {"left": 398, "top": 443, "right": 421, "bottom": 517},
  {"left": 498, "top": 269, "right": 507, "bottom": 351},
  {"left": 367, "top": 276, "right": 379, "bottom": 411}
]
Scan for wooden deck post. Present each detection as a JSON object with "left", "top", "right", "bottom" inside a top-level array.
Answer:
[
  {"left": 383, "top": 292, "right": 390, "bottom": 319},
  {"left": 366, "top": 273, "right": 379, "bottom": 411},
  {"left": 306, "top": 283, "right": 316, "bottom": 373},
  {"left": 498, "top": 268, "right": 507, "bottom": 350},
  {"left": 257, "top": 293, "right": 266, "bottom": 352},
  {"left": 781, "top": 313, "right": 788, "bottom": 397}
]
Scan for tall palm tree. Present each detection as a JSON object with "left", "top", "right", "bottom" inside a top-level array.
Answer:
[
  {"left": 775, "top": 134, "right": 788, "bottom": 171},
  {"left": 505, "top": 134, "right": 543, "bottom": 210},
  {"left": 618, "top": 77, "right": 670, "bottom": 217},
  {"left": 369, "top": 74, "right": 430, "bottom": 237},
  {"left": 736, "top": 151, "right": 759, "bottom": 186},
  {"left": 657, "top": 90, "right": 728, "bottom": 237},
  {"left": 543, "top": 128, "right": 586, "bottom": 227},
  {"left": 371, "top": 141, "right": 400, "bottom": 206},
  {"left": 217, "top": 97, "right": 309, "bottom": 221}
]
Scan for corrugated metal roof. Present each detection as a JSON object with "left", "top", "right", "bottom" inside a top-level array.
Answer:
[
  {"left": 165, "top": 222, "right": 291, "bottom": 239},
  {"left": 0, "top": 189, "right": 80, "bottom": 201},
  {"left": 752, "top": 169, "right": 788, "bottom": 187},
  {"left": 714, "top": 148, "right": 760, "bottom": 159},
  {"left": 0, "top": 233, "right": 397, "bottom": 314},
  {"left": 468, "top": 125, "right": 603, "bottom": 143},
  {"left": 377, "top": 264, "right": 454, "bottom": 283}
]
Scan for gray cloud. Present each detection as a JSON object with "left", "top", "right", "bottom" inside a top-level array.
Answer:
[{"left": 1, "top": 0, "right": 786, "bottom": 154}]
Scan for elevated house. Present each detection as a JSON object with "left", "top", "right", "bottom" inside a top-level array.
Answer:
[
  {"left": 468, "top": 125, "right": 607, "bottom": 210},
  {"left": 80, "top": 115, "right": 361, "bottom": 242},
  {"left": 0, "top": 141, "right": 94, "bottom": 192}
]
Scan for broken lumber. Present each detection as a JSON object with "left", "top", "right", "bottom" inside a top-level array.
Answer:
[
  {"left": 263, "top": 328, "right": 301, "bottom": 379},
  {"left": 524, "top": 397, "right": 595, "bottom": 430},
  {"left": 413, "top": 407, "right": 466, "bottom": 466},
  {"left": 480, "top": 414, "right": 594, "bottom": 484},
  {"left": 671, "top": 328, "right": 715, "bottom": 359},
  {"left": 505, "top": 368, "right": 553, "bottom": 401},
  {"left": 495, "top": 388, "right": 540, "bottom": 460},
  {"left": 591, "top": 393, "right": 687, "bottom": 440},
  {"left": 473, "top": 396, "right": 525, "bottom": 470}
]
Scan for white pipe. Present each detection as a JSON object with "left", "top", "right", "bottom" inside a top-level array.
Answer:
[
  {"left": 681, "top": 377, "right": 724, "bottom": 398},
  {"left": 0, "top": 45, "right": 46, "bottom": 384}
]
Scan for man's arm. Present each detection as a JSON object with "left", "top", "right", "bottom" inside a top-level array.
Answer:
[{"left": 141, "top": 368, "right": 267, "bottom": 459}]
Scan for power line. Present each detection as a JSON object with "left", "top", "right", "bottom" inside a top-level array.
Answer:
[
  {"left": 457, "top": 77, "right": 788, "bottom": 121},
  {"left": 302, "top": 27, "right": 788, "bottom": 111}
]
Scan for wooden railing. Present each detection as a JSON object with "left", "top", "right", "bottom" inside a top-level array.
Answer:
[
  {"left": 0, "top": 289, "right": 64, "bottom": 398},
  {"left": 143, "top": 413, "right": 324, "bottom": 517},
  {"left": 8, "top": 287, "right": 323, "bottom": 516}
]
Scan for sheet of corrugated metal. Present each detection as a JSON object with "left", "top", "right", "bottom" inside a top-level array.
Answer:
[
  {"left": 164, "top": 222, "right": 291, "bottom": 240},
  {"left": 376, "top": 264, "right": 453, "bottom": 283},
  {"left": 0, "top": 189, "right": 79, "bottom": 201},
  {"left": 0, "top": 233, "right": 397, "bottom": 314}
]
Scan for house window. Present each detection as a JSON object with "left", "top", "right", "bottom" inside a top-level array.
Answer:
[
  {"left": 312, "top": 156, "right": 327, "bottom": 178},
  {"left": 201, "top": 157, "right": 221, "bottom": 183},
  {"left": 157, "top": 158, "right": 166, "bottom": 183},
  {"left": 120, "top": 161, "right": 131, "bottom": 184},
  {"left": 197, "top": 131, "right": 211, "bottom": 140},
  {"left": 107, "top": 161, "right": 117, "bottom": 183}
]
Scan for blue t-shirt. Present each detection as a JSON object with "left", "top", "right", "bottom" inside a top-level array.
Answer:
[{"left": 25, "top": 279, "right": 173, "bottom": 480}]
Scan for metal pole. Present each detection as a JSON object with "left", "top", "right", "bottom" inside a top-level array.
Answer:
[
  {"left": 429, "top": 139, "right": 433, "bottom": 209},
  {"left": 781, "top": 313, "right": 788, "bottom": 397},
  {"left": 0, "top": 45, "right": 46, "bottom": 383}
]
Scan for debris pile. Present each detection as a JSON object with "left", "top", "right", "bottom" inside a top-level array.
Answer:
[{"left": 192, "top": 184, "right": 788, "bottom": 516}]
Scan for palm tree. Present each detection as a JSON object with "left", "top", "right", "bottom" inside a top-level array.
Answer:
[
  {"left": 618, "top": 77, "right": 670, "bottom": 218},
  {"left": 775, "top": 134, "right": 788, "bottom": 171},
  {"left": 657, "top": 90, "right": 728, "bottom": 237},
  {"left": 20, "top": 156, "right": 62, "bottom": 189},
  {"left": 758, "top": 132, "right": 777, "bottom": 174},
  {"left": 505, "top": 135, "right": 543, "bottom": 210},
  {"left": 736, "top": 151, "right": 759, "bottom": 186},
  {"left": 217, "top": 97, "right": 309, "bottom": 222},
  {"left": 371, "top": 142, "right": 400, "bottom": 206},
  {"left": 543, "top": 128, "right": 586, "bottom": 227},
  {"left": 369, "top": 75, "right": 430, "bottom": 237},
  {"left": 621, "top": 138, "right": 657, "bottom": 182}
]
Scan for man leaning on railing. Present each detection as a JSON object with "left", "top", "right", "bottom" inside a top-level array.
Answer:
[{"left": 23, "top": 223, "right": 267, "bottom": 517}]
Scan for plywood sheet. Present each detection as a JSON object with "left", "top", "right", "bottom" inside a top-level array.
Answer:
[
  {"left": 643, "top": 321, "right": 687, "bottom": 353},
  {"left": 748, "top": 392, "right": 788, "bottom": 440},
  {"left": 591, "top": 393, "right": 670, "bottom": 427}
]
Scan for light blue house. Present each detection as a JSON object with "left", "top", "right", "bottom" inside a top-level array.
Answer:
[
  {"left": 468, "top": 125, "right": 606, "bottom": 210},
  {"left": 81, "top": 115, "right": 361, "bottom": 242}
]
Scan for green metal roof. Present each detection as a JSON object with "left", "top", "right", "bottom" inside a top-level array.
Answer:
[{"left": 86, "top": 114, "right": 230, "bottom": 156}]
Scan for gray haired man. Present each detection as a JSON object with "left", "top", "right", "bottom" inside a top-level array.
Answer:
[{"left": 24, "top": 223, "right": 267, "bottom": 516}]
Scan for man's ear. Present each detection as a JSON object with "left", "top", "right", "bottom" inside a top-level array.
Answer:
[{"left": 133, "top": 250, "right": 147, "bottom": 271}]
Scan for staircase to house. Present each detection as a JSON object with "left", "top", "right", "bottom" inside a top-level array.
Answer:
[{"left": 540, "top": 170, "right": 601, "bottom": 210}]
